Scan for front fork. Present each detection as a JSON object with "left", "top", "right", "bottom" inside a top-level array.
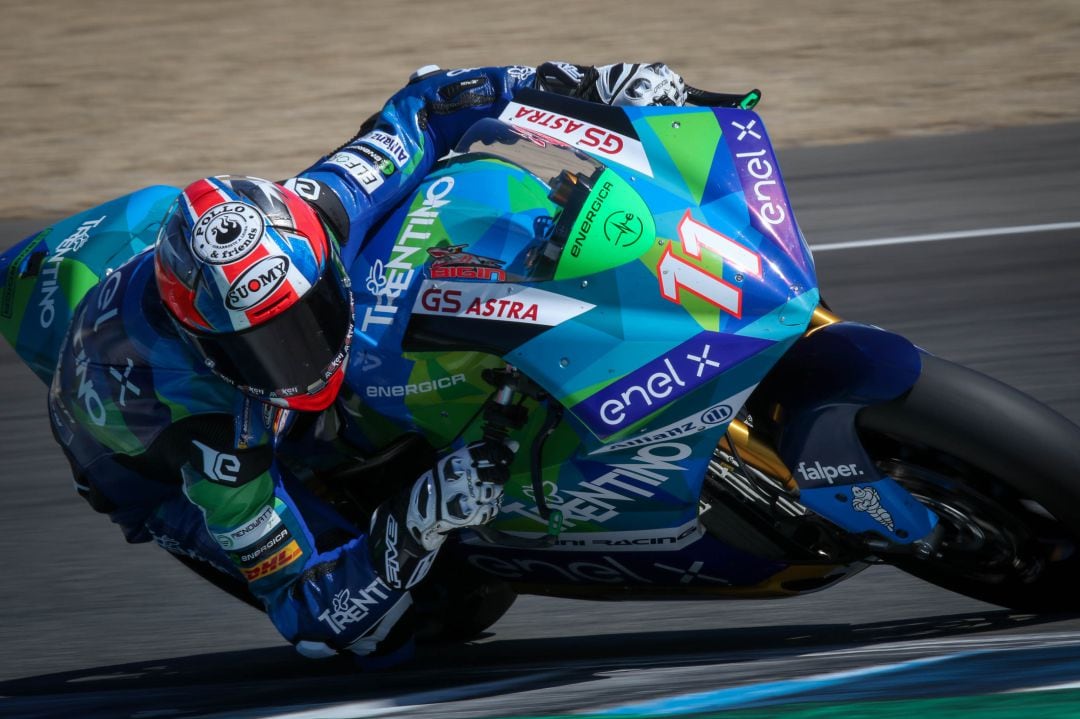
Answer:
[{"left": 725, "top": 306, "right": 941, "bottom": 557}]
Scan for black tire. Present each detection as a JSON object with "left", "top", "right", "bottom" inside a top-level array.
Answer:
[
  {"left": 411, "top": 558, "right": 518, "bottom": 642},
  {"left": 857, "top": 353, "right": 1080, "bottom": 611}
]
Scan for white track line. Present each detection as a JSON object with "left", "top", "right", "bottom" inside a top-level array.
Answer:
[
  {"left": 802, "top": 630, "right": 1080, "bottom": 657},
  {"left": 809, "top": 220, "right": 1080, "bottom": 252},
  {"left": 1009, "top": 680, "right": 1080, "bottom": 694}
]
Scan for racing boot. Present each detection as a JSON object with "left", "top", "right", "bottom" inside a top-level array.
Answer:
[{"left": 369, "top": 440, "right": 516, "bottom": 591}]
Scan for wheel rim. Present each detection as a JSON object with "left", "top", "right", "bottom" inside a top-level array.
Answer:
[
  {"left": 869, "top": 439, "right": 1073, "bottom": 584},
  {"left": 881, "top": 459, "right": 1032, "bottom": 579}
]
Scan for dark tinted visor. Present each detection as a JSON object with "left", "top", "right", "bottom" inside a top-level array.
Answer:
[{"left": 190, "top": 264, "right": 353, "bottom": 398}]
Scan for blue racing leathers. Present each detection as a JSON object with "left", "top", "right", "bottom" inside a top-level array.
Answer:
[
  {"left": 293, "top": 64, "right": 542, "bottom": 268},
  {"left": 45, "top": 64, "right": 557, "bottom": 659}
]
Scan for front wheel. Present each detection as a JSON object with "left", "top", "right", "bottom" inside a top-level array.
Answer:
[{"left": 857, "top": 354, "right": 1080, "bottom": 611}]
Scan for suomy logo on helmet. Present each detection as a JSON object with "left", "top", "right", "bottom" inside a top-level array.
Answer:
[
  {"left": 226, "top": 256, "right": 291, "bottom": 311},
  {"left": 192, "top": 202, "right": 264, "bottom": 265}
]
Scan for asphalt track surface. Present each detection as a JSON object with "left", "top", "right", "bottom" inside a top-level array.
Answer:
[{"left": 2, "top": 121, "right": 1080, "bottom": 718}]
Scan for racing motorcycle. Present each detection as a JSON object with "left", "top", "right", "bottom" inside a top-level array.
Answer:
[{"left": 4, "top": 85, "right": 1080, "bottom": 641}]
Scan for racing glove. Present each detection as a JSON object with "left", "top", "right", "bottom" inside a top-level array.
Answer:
[
  {"left": 369, "top": 440, "right": 516, "bottom": 590},
  {"left": 538, "top": 61, "right": 688, "bottom": 107}
]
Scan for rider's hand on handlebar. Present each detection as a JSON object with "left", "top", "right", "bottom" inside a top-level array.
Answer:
[
  {"left": 416, "top": 440, "right": 518, "bottom": 550},
  {"left": 594, "top": 62, "right": 688, "bottom": 107},
  {"left": 369, "top": 439, "right": 517, "bottom": 589}
]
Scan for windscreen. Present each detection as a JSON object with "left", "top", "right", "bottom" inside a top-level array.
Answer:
[
  {"left": 453, "top": 119, "right": 604, "bottom": 194},
  {"left": 451, "top": 119, "right": 655, "bottom": 281}
]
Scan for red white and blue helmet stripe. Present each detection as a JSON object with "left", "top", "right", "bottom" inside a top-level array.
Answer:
[
  {"left": 158, "top": 176, "right": 329, "bottom": 334},
  {"left": 155, "top": 176, "right": 352, "bottom": 411}
]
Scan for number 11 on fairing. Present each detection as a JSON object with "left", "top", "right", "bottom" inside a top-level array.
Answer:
[{"left": 657, "top": 211, "right": 763, "bottom": 318}]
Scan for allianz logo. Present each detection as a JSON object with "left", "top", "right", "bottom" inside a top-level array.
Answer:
[{"left": 594, "top": 402, "right": 733, "bottom": 454}]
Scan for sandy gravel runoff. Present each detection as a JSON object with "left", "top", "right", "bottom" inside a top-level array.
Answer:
[{"left": 2, "top": 0, "right": 1079, "bottom": 218}]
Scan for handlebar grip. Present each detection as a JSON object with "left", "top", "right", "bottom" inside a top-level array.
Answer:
[{"left": 685, "top": 86, "right": 762, "bottom": 110}]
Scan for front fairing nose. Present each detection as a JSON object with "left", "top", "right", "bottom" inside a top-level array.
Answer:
[{"left": 710, "top": 107, "right": 816, "bottom": 316}]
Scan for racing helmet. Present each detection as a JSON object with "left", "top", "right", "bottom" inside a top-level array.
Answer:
[{"left": 155, "top": 175, "right": 353, "bottom": 411}]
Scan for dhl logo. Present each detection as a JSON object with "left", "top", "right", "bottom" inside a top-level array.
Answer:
[{"left": 242, "top": 540, "right": 303, "bottom": 581}]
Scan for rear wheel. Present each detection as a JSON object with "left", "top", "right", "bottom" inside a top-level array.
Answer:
[
  {"left": 857, "top": 354, "right": 1080, "bottom": 610},
  {"left": 411, "top": 558, "right": 518, "bottom": 642}
]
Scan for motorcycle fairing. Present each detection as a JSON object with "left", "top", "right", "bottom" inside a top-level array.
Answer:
[
  {"left": 497, "top": 89, "right": 655, "bottom": 178},
  {"left": 494, "top": 101, "right": 819, "bottom": 442},
  {"left": 49, "top": 253, "right": 247, "bottom": 445},
  {"left": 448, "top": 529, "right": 862, "bottom": 599},
  {"left": 346, "top": 101, "right": 822, "bottom": 540},
  {"left": 345, "top": 156, "right": 566, "bottom": 444},
  {"left": 0, "top": 89, "right": 953, "bottom": 600},
  {"left": 0, "top": 186, "right": 179, "bottom": 383},
  {"left": 0, "top": 191, "right": 279, "bottom": 501}
]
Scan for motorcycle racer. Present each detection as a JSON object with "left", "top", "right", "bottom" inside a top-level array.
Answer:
[{"left": 39, "top": 61, "right": 687, "bottom": 664}]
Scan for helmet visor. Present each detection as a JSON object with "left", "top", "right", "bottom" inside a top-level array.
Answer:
[{"left": 188, "top": 263, "right": 353, "bottom": 400}]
